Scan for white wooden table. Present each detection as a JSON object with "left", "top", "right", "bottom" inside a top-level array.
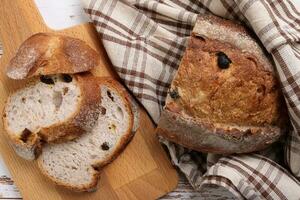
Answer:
[{"left": 0, "top": 0, "right": 204, "bottom": 199}]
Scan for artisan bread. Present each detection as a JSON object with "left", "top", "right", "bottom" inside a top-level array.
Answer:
[
  {"left": 38, "top": 78, "right": 137, "bottom": 192},
  {"left": 157, "top": 14, "right": 288, "bottom": 154},
  {"left": 3, "top": 73, "right": 101, "bottom": 160},
  {"left": 6, "top": 33, "right": 100, "bottom": 79}
]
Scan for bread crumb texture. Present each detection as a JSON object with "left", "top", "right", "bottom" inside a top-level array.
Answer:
[{"left": 168, "top": 36, "right": 282, "bottom": 126}]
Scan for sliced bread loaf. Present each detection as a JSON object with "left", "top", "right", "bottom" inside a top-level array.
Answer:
[
  {"left": 6, "top": 33, "right": 100, "bottom": 79},
  {"left": 3, "top": 73, "right": 101, "bottom": 160},
  {"left": 157, "top": 14, "right": 288, "bottom": 154},
  {"left": 37, "top": 78, "right": 137, "bottom": 192}
]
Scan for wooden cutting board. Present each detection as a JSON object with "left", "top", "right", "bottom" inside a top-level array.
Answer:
[{"left": 0, "top": 1, "right": 178, "bottom": 199}]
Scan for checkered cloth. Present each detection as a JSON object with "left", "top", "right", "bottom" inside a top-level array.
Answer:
[{"left": 82, "top": 0, "right": 300, "bottom": 199}]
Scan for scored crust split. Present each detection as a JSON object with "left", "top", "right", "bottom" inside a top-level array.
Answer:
[{"left": 157, "top": 14, "right": 289, "bottom": 154}]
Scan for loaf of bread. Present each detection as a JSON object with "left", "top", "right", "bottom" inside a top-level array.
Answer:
[
  {"left": 2, "top": 32, "right": 139, "bottom": 191},
  {"left": 156, "top": 15, "right": 288, "bottom": 154},
  {"left": 38, "top": 78, "right": 137, "bottom": 192},
  {"left": 6, "top": 33, "right": 100, "bottom": 79},
  {"left": 3, "top": 73, "right": 101, "bottom": 160}
]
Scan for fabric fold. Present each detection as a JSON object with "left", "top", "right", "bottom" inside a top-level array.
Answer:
[{"left": 83, "top": 0, "right": 300, "bottom": 198}]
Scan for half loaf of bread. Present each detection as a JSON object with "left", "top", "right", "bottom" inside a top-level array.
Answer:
[
  {"left": 157, "top": 14, "right": 288, "bottom": 154},
  {"left": 3, "top": 73, "right": 101, "bottom": 160},
  {"left": 38, "top": 78, "right": 137, "bottom": 192}
]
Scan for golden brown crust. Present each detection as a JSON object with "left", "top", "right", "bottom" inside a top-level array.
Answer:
[
  {"left": 157, "top": 110, "right": 286, "bottom": 154},
  {"left": 6, "top": 33, "right": 100, "bottom": 79},
  {"left": 158, "top": 14, "right": 288, "bottom": 154},
  {"left": 171, "top": 36, "right": 283, "bottom": 126}
]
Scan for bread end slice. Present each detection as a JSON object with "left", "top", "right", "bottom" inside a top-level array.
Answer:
[{"left": 6, "top": 33, "right": 100, "bottom": 79}]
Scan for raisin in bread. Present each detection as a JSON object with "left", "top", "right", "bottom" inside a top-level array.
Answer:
[
  {"left": 3, "top": 73, "right": 101, "bottom": 160},
  {"left": 6, "top": 33, "right": 100, "bottom": 80},
  {"left": 37, "top": 78, "right": 138, "bottom": 192},
  {"left": 157, "top": 15, "right": 288, "bottom": 154}
]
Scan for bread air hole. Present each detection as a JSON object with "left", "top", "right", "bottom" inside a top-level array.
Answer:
[
  {"left": 40, "top": 75, "right": 54, "bottom": 85},
  {"left": 61, "top": 74, "right": 73, "bottom": 83},
  {"left": 52, "top": 91, "right": 63, "bottom": 109},
  {"left": 107, "top": 90, "right": 114, "bottom": 101}
]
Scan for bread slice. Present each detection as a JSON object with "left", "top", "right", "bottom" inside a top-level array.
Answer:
[
  {"left": 3, "top": 73, "right": 101, "bottom": 160},
  {"left": 6, "top": 33, "right": 100, "bottom": 79},
  {"left": 37, "top": 78, "right": 137, "bottom": 192},
  {"left": 157, "top": 14, "right": 288, "bottom": 154}
]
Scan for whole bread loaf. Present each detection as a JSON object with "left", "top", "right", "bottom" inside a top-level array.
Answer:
[{"left": 156, "top": 15, "right": 288, "bottom": 154}]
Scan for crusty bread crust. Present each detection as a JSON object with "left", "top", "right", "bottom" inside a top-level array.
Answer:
[
  {"left": 193, "top": 14, "right": 272, "bottom": 71},
  {"left": 172, "top": 36, "right": 282, "bottom": 126},
  {"left": 6, "top": 33, "right": 100, "bottom": 79},
  {"left": 157, "top": 14, "right": 288, "bottom": 154},
  {"left": 2, "top": 73, "right": 102, "bottom": 160},
  {"left": 157, "top": 109, "right": 286, "bottom": 154},
  {"left": 37, "top": 77, "right": 136, "bottom": 192}
]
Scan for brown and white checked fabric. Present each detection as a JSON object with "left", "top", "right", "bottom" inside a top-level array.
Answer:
[{"left": 82, "top": 0, "right": 300, "bottom": 199}]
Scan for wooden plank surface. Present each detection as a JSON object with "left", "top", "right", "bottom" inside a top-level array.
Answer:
[{"left": 0, "top": 1, "right": 179, "bottom": 199}]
